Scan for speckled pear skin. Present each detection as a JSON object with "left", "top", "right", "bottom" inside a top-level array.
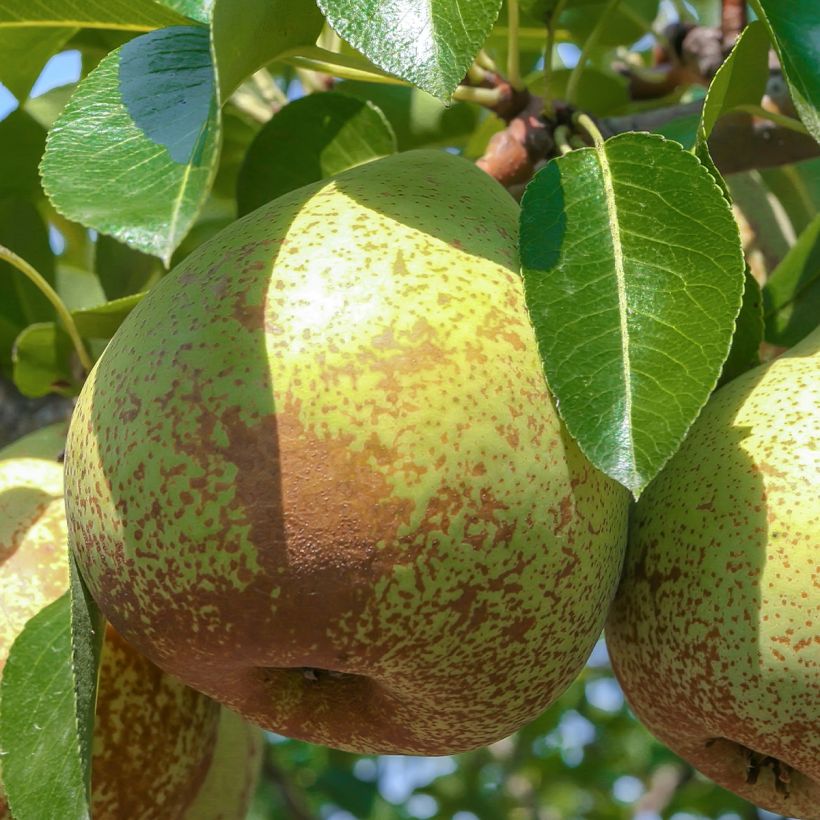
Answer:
[
  {"left": 65, "top": 149, "right": 630, "bottom": 755},
  {"left": 183, "top": 709, "right": 264, "bottom": 820},
  {"left": 606, "top": 327, "right": 820, "bottom": 819},
  {"left": 0, "top": 427, "right": 222, "bottom": 820}
]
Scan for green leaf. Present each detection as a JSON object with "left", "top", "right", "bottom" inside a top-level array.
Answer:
[
  {"left": 317, "top": 0, "right": 503, "bottom": 100},
  {"left": 697, "top": 20, "right": 770, "bottom": 142},
  {"left": 0, "top": 593, "right": 89, "bottom": 820},
  {"left": 210, "top": 0, "right": 324, "bottom": 101},
  {"left": 519, "top": 133, "right": 745, "bottom": 496},
  {"left": 750, "top": 0, "right": 820, "bottom": 143},
  {"left": 94, "top": 234, "right": 161, "bottom": 300},
  {"left": 69, "top": 552, "right": 105, "bottom": 813},
  {"left": 12, "top": 322, "right": 78, "bottom": 397},
  {"left": 0, "top": 26, "right": 76, "bottom": 101},
  {"left": 717, "top": 269, "right": 763, "bottom": 386},
  {"left": 544, "top": 68, "right": 629, "bottom": 116},
  {"left": 0, "top": 200, "right": 56, "bottom": 376},
  {"left": 0, "top": 110, "right": 46, "bottom": 200},
  {"left": 55, "top": 265, "right": 107, "bottom": 312},
  {"left": 41, "top": 26, "right": 220, "bottom": 265},
  {"left": 0, "top": 0, "right": 189, "bottom": 29},
  {"left": 24, "top": 82, "right": 76, "bottom": 129},
  {"left": 72, "top": 292, "right": 145, "bottom": 338},
  {"left": 559, "top": 0, "right": 659, "bottom": 48},
  {"left": 237, "top": 92, "right": 396, "bottom": 215},
  {"left": 157, "top": 0, "right": 210, "bottom": 24},
  {"left": 336, "top": 80, "right": 480, "bottom": 150},
  {"left": 762, "top": 214, "right": 820, "bottom": 346}
]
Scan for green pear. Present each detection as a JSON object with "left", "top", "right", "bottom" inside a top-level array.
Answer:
[
  {"left": 606, "top": 328, "right": 820, "bottom": 818},
  {"left": 64, "top": 148, "right": 630, "bottom": 755},
  {"left": 0, "top": 426, "right": 255, "bottom": 820}
]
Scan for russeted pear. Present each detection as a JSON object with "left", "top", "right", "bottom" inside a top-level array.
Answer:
[
  {"left": 606, "top": 327, "right": 820, "bottom": 819},
  {"left": 64, "top": 149, "right": 630, "bottom": 755},
  {"left": 0, "top": 426, "right": 260, "bottom": 820}
]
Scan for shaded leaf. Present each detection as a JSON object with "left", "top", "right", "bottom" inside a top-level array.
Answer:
[
  {"left": 317, "top": 0, "right": 503, "bottom": 100},
  {"left": 762, "top": 214, "right": 820, "bottom": 346},
  {"left": 544, "top": 68, "right": 629, "bottom": 116},
  {"left": 237, "top": 92, "right": 395, "bottom": 215},
  {"left": 697, "top": 20, "right": 770, "bottom": 142},
  {"left": 210, "top": 0, "right": 324, "bottom": 101},
  {"left": 0, "top": 593, "right": 88, "bottom": 820},
  {"left": 519, "top": 133, "right": 744, "bottom": 496},
  {"left": 336, "top": 80, "right": 480, "bottom": 150},
  {"left": 41, "top": 26, "right": 220, "bottom": 264},
  {"left": 0, "top": 200, "right": 56, "bottom": 376},
  {"left": 73, "top": 292, "right": 145, "bottom": 338},
  {"left": 0, "top": 0, "right": 188, "bottom": 29},
  {"left": 69, "top": 552, "right": 105, "bottom": 813},
  {"left": 717, "top": 269, "right": 763, "bottom": 386},
  {"left": 560, "top": 0, "right": 659, "bottom": 48},
  {"left": 0, "top": 26, "right": 76, "bottom": 101},
  {"left": 750, "top": 0, "right": 820, "bottom": 142},
  {"left": 0, "top": 110, "right": 46, "bottom": 199},
  {"left": 55, "top": 265, "right": 107, "bottom": 312},
  {"left": 12, "top": 322, "right": 78, "bottom": 397},
  {"left": 95, "top": 234, "right": 161, "bottom": 300}
]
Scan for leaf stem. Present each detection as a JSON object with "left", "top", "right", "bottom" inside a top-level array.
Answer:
[
  {"left": 732, "top": 105, "right": 810, "bottom": 136},
  {"left": 573, "top": 111, "right": 606, "bottom": 148},
  {"left": 566, "top": 0, "right": 622, "bottom": 105},
  {"left": 0, "top": 244, "right": 93, "bottom": 373},
  {"left": 554, "top": 125, "right": 573, "bottom": 154},
  {"left": 507, "top": 0, "right": 524, "bottom": 90},
  {"left": 452, "top": 85, "right": 504, "bottom": 106},
  {"left": 476, "top": 50, "right": 498, "bottom": 72},
  {"left": 280, "top": 47, "right": 406, "bottom": 85}
]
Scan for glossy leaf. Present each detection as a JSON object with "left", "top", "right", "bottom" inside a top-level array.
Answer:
[
  {"left": 237, "top": 92, "right": 396, "bottom": 215},
  {"left": 762, "top": 214, "right": 820, "bottom": 346},
  {"left": 0, "top": 0, "right": 188, "bottom": 29},
  {"left": 751, "top": 0, "right": 820, "bottom": 142},
  {"left": 317, "top": 0, "right": 503, "bottom": 100},
  {"left": 42, "top": 26, "right": 220, "bottom": 264},
  {"left": 210, "top": 0, "right": 324, "bottom": 101},
  {"left": 0, "top": 26, "right": 76, "bottom": 101},
  {"left": 157, "top": 0, "right": 210, "bottom": 24},
  {"left": 519, "top": 133, "right": 744, "bottom": 496},
  {"left": 697, "top": 20, "right": 770, "bottom": 142},
  {"left": 0, "top": 593, "right": 88, "bottom": 820},
  {"left": 717, "top": 269, "right": 763, "bottom": 386}
]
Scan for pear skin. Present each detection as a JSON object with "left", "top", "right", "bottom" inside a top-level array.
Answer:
[
  {"left": 606, "top": 328, "right": 820, "bottom": 818},
  {"left": 65, "top": 149, "right": 630, "bottom": 755}
]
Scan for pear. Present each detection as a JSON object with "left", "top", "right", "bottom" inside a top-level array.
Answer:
[
  {"left": 0, "top": 426, "right": 259, "bottom": 820},
  {"left": 606, "top": 327, "right": 820, "bottom": 818},
  {"left": 64, "top": 149, "right": 630, "bottom": 755}
]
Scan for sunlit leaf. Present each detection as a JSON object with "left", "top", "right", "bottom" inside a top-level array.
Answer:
[{"left": 520, "top": 133, "right": 744, "bottom": 496}]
